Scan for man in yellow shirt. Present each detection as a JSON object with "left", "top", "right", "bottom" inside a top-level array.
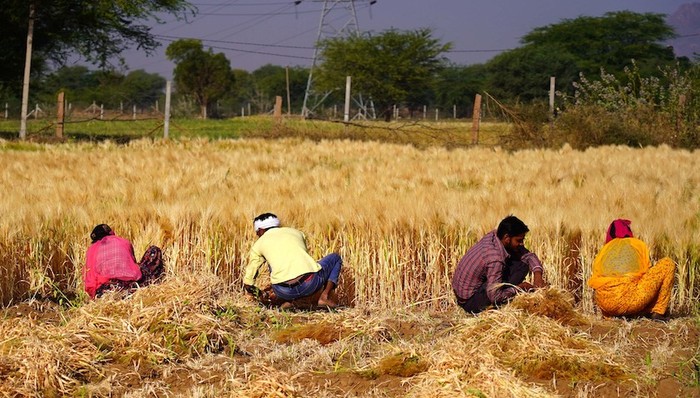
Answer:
[{"left": 243, "top": 213, "right": 342, "bottom": 309}]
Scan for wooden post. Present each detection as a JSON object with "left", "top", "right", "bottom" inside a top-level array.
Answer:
[
  {"left": 241, "top": 107, "right": 245, "bottom": 117},
  {"left": 163, "top": 80, "right": 171, "bottom": 139},
  {"left": 423, "top": 105, "right": 426, "bottom": 120},
  {"left": 56, "top": 92, "right": 65, "bottom": 138},
  {"left": 274, "top": 95, "right": 283, "bottom": 123},
  {"left": 4, "top": 103, "right": 8, "bottom": 119},
  {"left": 344, "top": 76, "right": 351, "bottom": 122},
  {"left": 453, "top": 104, "right": 457, "bottom": 119},
  {"left": 285, "top": 66, "right": 291, "bottom": 115},
  {"left": 19, "top": 3, "right": 35, "bottom": 140},
  {"left": 34, "top": 103, "right": 39, "bottom": 119},
  {"left": 549, "top": 76, "right": 556, "bottom": 117},
  {"left": 471, "top": 94, "right": 482, "bottom": 145},
  {"left": 132, "top": 105, "right": 136, "bottom": 120},
  {"left": 435, "top": 108, "right": 438, "bottom": 121},
  {"left": 100, "top": 104, "right": 104, "bottom": 120}
]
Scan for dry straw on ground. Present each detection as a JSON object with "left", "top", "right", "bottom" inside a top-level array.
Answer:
[{"left": 1, "top": 279, "right": 697, "bottom": 397}]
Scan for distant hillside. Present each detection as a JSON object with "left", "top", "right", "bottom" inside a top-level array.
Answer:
[{"left": 667, "top": 2, "right": 700, "bottom": 58}]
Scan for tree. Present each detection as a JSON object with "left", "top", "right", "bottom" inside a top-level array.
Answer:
[
  {"left": 250, "top": 64, "right": 308, "bottom": 114},
  {"left": 485, "top": 11, "right": 679, "bottom": 102},
  {"left": 315, "top": 28, "right": 451, "bottom": 121},
  {"left": 0, "top": 0, "right": 192, "bottom": 96},
  {"left": 166, "top": 39, "right": 234, "bottom": 119},
  {"left": 37, "top": 66, "right": 165, "bottom": 109},
  {"left": 122, "top": 70, "right": 166, "bottom": 109},
  {"left": 433, "top": 64, "right": 487, "bottom": 117}
]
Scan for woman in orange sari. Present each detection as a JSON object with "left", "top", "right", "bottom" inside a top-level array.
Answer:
[{"left": 588, "top": 219, "right": 675, "bottom": 321}]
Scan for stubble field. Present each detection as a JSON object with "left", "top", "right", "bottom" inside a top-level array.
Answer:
[{"left": 0, "top": 135, "right": 698, "bottom": 397}]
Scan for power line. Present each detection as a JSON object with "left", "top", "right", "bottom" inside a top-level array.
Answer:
[
  {"left": 155, "top": 35, "right": 304, "bottom": 49},
  {"left": 195, "top": 10, "right": 317, "bottom": 16},
  {"left": 155, "top": 34, "right": 511, "bottom": 54},
  {"left": 200, "top": 3, "right": 297, "bottom": 40},
  {"left": 190, "top": 1, "right": 295, "bottom": 5},
  {"left": 156, "top": 36, "right": 313, "bottom": 60},
  {"left": 448, "top": 49, "right": 512, "bottom": 53}
]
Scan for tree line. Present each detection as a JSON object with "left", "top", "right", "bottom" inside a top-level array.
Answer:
[{"left": 2, "top": 3, "right": 699, "bottom": 146}]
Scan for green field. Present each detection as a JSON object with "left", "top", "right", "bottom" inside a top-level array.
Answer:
[{"left": 0, "top": 116, "right": 511, "bottom": 147}]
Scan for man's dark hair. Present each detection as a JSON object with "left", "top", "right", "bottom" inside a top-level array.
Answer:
[
  {"left": 496, "top": 216, "right": 529, "bottom": 239},
  {"left": 90, "top": 224, "right": 112, "bottom": 243},
  {"left": 254, "top": 213, "right": 277, "bottom": 223}
]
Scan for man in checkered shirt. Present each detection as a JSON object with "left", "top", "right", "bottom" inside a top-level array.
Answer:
[{"left": 452, "top": 216, "right": 546, "bottom": 313}]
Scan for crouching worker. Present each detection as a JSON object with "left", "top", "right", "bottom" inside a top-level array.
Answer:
[
  {"left": 452, "top": 215, "right": 546, "bottom": 314},
  {"left": 243, "top": 213, "right": 342, "bottom": 309},
  {"left": 588, "top": 219, "right": 675, "bottom": 322},
  {"left": 83, "top": 224, "right": 165, "bottom": 299}
]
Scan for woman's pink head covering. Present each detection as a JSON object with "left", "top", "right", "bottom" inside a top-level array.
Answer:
[{"left": 605, "top": 219, "right": 633, "bottom": 243}]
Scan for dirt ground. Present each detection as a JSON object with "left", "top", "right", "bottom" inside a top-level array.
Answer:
[{"left": 2, "top": 299, "right": 699, "bottom": 397}]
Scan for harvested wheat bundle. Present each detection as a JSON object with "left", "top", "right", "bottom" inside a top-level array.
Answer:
[
  {"left": 0, "top": 275, "right": 250, "bottom": 397},
  {"left": 509, "top": 288, "right": 589, "bottom": 326},
  {"left": 407, "top": 308, "right": 627, "bottom": 397}
]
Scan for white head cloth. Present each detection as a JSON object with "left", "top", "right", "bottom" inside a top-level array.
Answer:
[{"left": 254, "top": 215, "right": 280, "bottom": 232}]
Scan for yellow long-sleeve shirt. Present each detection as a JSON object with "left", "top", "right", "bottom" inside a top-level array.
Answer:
[{"left": 243, "top": 227, "right": 321, "bottom": 285}]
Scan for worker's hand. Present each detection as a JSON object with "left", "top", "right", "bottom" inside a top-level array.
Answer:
[
  {"left": 532, "top": 272, "right": 546, "bottom": 289},
  {"left": 517, "top": 281, "right": 534, "bottom": 292},
  {"left": 244, "top": 284, "right": 260, "bottom": 299}
]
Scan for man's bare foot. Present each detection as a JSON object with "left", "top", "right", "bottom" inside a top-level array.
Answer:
[
  {"left": 280, "top": 301, "right": 294, "bottom": 309},
  {"left": 317, "top": 297, "right": 337, "bottom": 308}
]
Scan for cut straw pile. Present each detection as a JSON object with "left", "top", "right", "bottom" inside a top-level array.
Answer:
[{"left": 0, "top": 281, "right": 695, "bottom": 397}]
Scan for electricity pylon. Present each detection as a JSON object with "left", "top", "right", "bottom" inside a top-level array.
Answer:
[{"left": 301, "top": 0, "right": 376, "bottom": 119}]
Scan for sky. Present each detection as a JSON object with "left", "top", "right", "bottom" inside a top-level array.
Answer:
[{"left": 113, "top": 0, "right": 693, "bottom": 79}]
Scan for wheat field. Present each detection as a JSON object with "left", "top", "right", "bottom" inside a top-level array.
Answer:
[
  {"left": 1, "top": 137, "right": 699, "bottom": 397},
  {"left": 0, "top": 137, "right": 698, "bottom": 313}
]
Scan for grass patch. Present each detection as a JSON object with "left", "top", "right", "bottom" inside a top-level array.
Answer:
[
  {"left": 273, "top": 322, "right": 351, "bottom": 345},
  {"left": 0, "top": 117, "right": 509, "bottom": 148}
]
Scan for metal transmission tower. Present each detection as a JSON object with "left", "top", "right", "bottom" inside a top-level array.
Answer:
[{"left": 301, "top": 0, "right": 376, "bottom": 119}]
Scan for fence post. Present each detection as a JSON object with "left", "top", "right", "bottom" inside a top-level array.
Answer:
[
  {"left": 132, "top": 105, "right": 136, "bottom": 120},
  {"left": 100, "top": 104, "right": 104, "bottom": 120},
  {"left": 344, "top": 76, "right": 352, "bottom": 122},
  {"left": 472, "top": 94, "right": 482, "bottom": 145},
  {"left": 435, "top": 108, "right": 438, "bottom": 121},
  {"left": 453, "top": 104, "right": 457, "bottom": 119},
  {"left": 164, "top": 80, "right": 171, "bottom": 139},
  {"left": 274, "top": 95, "right": 283, "bottom": 124},
  {"left": 549, "top": 76, "right": 556, "bottom": 118},
  {"left": 285, "top": 66, "right": 291, "bottom": 115},
  {"left": 4, "top": 103, "right": 7, "bottom": 119},
  {"left": 56, "top": 92, "right": 65, "bottom": 138}
]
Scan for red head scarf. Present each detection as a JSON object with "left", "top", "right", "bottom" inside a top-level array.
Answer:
[{"left": 605, "top": 219, "right": 633, "bottom": 243}]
